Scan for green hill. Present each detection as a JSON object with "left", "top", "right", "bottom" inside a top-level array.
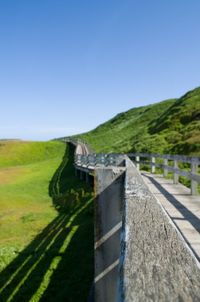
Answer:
[
  {"left": 0, "top": 141, "right": 93, "bottom": 301},
  {"left": 75, "top": 87, "right": 200, "bottom": 155},
  {"left": 0, "top": 140, "right": 64, "bottom": 168}
]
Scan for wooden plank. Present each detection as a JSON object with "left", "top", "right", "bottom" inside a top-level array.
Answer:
[{"left": 142, "top": 172, "right": 200, "bottom": 259}]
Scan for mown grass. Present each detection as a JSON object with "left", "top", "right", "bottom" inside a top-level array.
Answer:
[
  {"left": 0, "top": 140, "right": 64, "bottom": 168},
  {"left": 74, "top": 86, "right": 200, "bottom": 156},
  {"left": 0, "top": 141, "right": 94, "bottom": 302}
]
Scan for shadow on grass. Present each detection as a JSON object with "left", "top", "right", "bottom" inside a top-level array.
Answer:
[{"left": 0, "top": 144, "right": 94, "bottom": 302}]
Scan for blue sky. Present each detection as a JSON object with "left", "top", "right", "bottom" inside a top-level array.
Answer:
[{"left": 0, "top": 0, "right": 200, "bottom": 140}]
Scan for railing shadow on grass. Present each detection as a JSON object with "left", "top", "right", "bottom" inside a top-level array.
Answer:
[{"left": 0, "top": 143, "right": 94, "bottom": 302}]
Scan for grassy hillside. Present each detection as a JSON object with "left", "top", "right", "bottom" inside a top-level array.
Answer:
[
  {"left": 0, "top": 141, "right": 93, "bottom": 301},
  {"left": 0, "top": 140, "right": 63, "bottom": 168},
  {"left": 75, "top": 87, "right": 200, "bottom": 155}
]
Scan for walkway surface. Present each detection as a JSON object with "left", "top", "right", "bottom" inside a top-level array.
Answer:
[{"left": 142, "top": 172, "right": 200, "bottom": 260}]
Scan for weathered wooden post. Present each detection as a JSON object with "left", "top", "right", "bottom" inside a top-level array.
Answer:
[
  {"left": 191, "top": 161, "right": 198, "bottom": 195},
  {"left": 173, "top": 159, "right": 179, "bottom": 184},
  {"left": 136, "top": 155, "right": 140, "bottom": 171},
  {"left": 151, "top": 156, "right": 156, "bottom": 174},
  {"left": 88, "top": 154, "right": 95, "bottom": 168},
  {"left": 163, "top": 158, "right": 168, "bottom": 177}
]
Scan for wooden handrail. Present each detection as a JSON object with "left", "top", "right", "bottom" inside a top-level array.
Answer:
[{"left": 128, "top": 153, "right": 200, "bottom": 195}]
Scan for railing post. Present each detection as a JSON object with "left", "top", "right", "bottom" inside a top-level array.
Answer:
[
  {"left": 136, "top": 155, "right": 140, "bottom": 171},
  {"left": 108, "top": 154, "right": 114, "bottom": 166},
  {"left": 163, "top": 158, "right": 168, "bottom": 177},
  {"left": 89, "top": 154, "right": 96, "bottom": 167},
  {"left": 100, "top": 154, "right": 105, "bottom": 165},
  {"left": 191, "top": 162, "right": 198, "bottom": 195},
  {"left": 151, "top": 156, "right": 156, "bottom": 174},
  {"left": 173, "top": 159, "right": 179, "bottom": 184}
]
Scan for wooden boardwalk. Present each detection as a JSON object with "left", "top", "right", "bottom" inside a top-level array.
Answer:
[{"left": 142, "top": 172, "right": 200, "bottom": 260}]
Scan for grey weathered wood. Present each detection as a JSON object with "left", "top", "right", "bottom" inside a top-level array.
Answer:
[
  {"left": 191, "top": 162, "right": 198, "bottom": 195},
  {"left": 163, "top": 158, "right": 168, "bottom": 177},
  {"left": 136, "top": 155, "right": 140, "bottom": 171},
  {"left": 70, "top": 141, "right": 200, "bottom": 301},
  {"left": 76, "top": 154, "right": 200, "bottom": 186},
  {"left": 128, "top": 153, "right": 200, "bottom": 165},
  {"left": 142, "top": 172, "right": 200, "bottom": 258},
  {"left": 128, "top": 152, "right": 200, "bottom": 195},
  {"left": 151, "top": 156, "right": 156, "bottom": 173},
  {"left": 120, "top": 160, "right": 200, "bottom": 301},
  {"left": 75, "top": 144, "right": 200, "bottom": 195},
  {"left": 173, "top": 159, "right": 179, "bottom": 184}
]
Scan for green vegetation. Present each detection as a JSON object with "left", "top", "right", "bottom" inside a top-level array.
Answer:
[
  {"left": 75, "top": 86, "right": 200, "bottom": 156},
  {"left": 0, "top": 140, "right": 64, "bottom": 168},
  {"left": 0, "top": 141, "right": 93, "bottom": 301}
]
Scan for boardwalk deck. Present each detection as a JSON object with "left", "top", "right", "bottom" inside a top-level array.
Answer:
[{"left": 142, "top": 172, "right": 200, "bottom": 260}]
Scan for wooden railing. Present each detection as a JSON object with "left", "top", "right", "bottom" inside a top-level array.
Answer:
[
  {"left": 61, "top": 137, "right": 94, "bottom": 154},
  {"left": 128, "top": 153, "right": 200, "bottom": 195},
  {"left": 62, "top": 136, "right": 200, "bottom": 196},
  {"left": 75, "top": 153, "right": 125, "bottom": 169}
]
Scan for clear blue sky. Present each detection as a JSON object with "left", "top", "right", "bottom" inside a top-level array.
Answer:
[{"left": 1, "top": 0, "right": 200, "bottom": 140}]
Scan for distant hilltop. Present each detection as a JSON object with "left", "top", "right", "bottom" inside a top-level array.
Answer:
[
  {"left": 62, "top": 86, "right": 200, "bottom": 156},
  {"left": 0, "top": 139, "right": 22, "bottom": 142}
]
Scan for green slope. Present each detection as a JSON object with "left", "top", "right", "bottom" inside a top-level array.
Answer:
[
  {"left": 75, "top": 87, "right": 200, "bottom": 155},
  {"left": 0, "top": 140, "right": 63, "bottom": 168},
  {"left": 0, "top": 141, "right": 93, "bottom": 301}
]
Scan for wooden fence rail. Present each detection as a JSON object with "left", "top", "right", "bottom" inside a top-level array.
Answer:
[
  {"left": 128, "top": 153, "right": 200, "bottom": 196},
  {"left": 75, "top": 153, "right": 125, "bottom": 169}
]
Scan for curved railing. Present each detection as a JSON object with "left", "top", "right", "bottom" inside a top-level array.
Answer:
[{"left": 60, "top": 137, "right": 94, "bottom": 154}]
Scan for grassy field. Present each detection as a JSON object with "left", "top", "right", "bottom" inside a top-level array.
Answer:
[
  {"left": 74, "top": 86, "right": 200, "bottom": 156},
  {"left": 0, "top": 141, "right": 94, "bottom": 302}
]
